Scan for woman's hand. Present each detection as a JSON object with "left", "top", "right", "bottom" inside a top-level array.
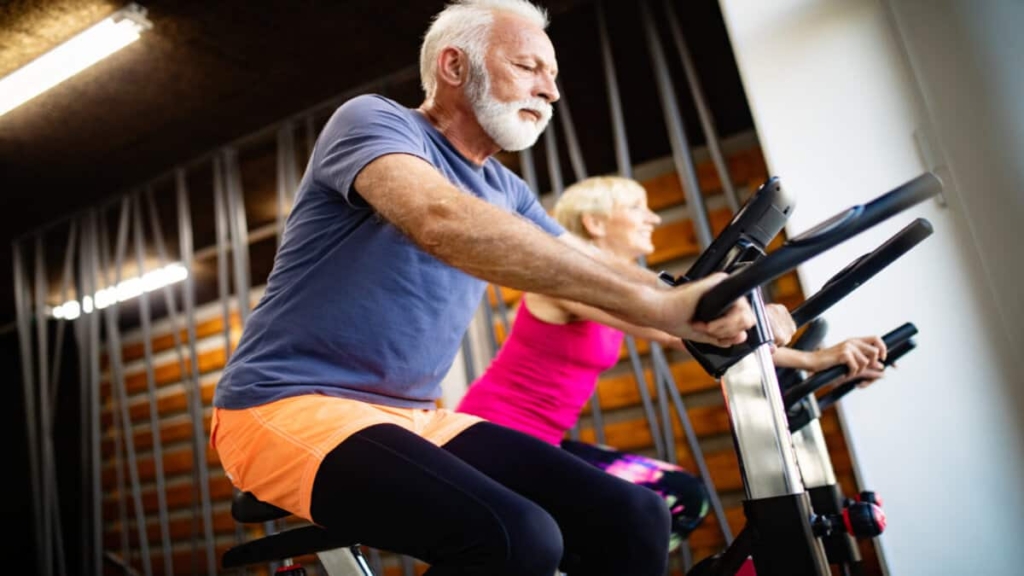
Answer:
[{"left": 810, "top": 336, "right": 888, "bottom": 384}]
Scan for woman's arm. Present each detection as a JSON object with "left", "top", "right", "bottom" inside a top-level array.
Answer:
[
  {"left": 773, "top": 336, "right": 888, "bottom": 381},
  {"left": 541, "top": 294, "right": 690, "bottom": 351}
]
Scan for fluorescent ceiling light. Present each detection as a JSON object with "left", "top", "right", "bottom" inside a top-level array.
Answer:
[
  {"left": 51, "top": 262, "right": 188, "bottom": 320},
  {"left": 0, "top": 3, "right": 152, "bottom": 118}
]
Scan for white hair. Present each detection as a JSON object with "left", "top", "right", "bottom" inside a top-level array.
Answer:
[{"left": 419, "top": 0, "right": 549, "bottom": 100}]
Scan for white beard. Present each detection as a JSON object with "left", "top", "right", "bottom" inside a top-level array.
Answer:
[{"left": 466, "top": 64, "right": 552, "bottom": 151}]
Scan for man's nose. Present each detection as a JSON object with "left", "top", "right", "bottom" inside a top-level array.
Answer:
[{"left": 536, "top": 74, "right": 559, "bottom": 103}]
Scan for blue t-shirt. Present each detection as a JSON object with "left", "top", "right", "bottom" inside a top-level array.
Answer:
[{"left": 213, "top": 95, "right": 564, "bottom": 410}]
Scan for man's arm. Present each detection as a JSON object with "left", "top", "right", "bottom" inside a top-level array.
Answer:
[
  {"left": 557, "top": 231, "right": 666, "bottom": 288},
  {"left": 354, "top": 153, "right": 753, "bottom": 345}
]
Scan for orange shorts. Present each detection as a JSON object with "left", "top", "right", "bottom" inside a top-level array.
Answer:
[{"left": 210, "top": 395, "right": 483, "bottom": 522}]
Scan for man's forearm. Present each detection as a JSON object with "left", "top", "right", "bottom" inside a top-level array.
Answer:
[
  {"left": 359, "top": 154, "right": 663, "bottom": 327},
  {"left": 419, "top": 191, "right": 662, "bottom": 325}
]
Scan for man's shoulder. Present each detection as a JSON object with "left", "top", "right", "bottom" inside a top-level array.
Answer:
[
  {"left": 320, "top": 93, "right": 423, "bottom": 143},
  {"left": 336, "top": 94, "right": 414, "bottom": 121}
]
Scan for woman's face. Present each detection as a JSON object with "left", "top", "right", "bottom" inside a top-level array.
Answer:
[{"left": 596, "top": 189, "right": 661, "bottom": 260}]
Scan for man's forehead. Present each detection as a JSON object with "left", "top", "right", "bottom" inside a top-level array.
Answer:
[{"left": 490, "top": 13, "right": 557, "bottom": 63}]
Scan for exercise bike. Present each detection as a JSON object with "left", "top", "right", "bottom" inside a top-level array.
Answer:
[{"left": 658, "top": 171, "right": 942, "bottom": 576}]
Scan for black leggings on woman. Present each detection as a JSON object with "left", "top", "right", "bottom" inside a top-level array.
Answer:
[{"left": 310, "top": 421, "right": 670, "bottom": 576}]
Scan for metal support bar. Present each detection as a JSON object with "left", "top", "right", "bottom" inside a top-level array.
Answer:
[
  {"left": 33, "top": 235, "right": 57, "bottom": 576},
  {"left": 639, "top": 0, "right": 713, "bottom": 248},
  {"left": 106, "top": 197, "right": 155, "bottom": 576},
  {"left": 49, "top": 222, "right": 77, "bottom": 404},
  {"left": 555, "top": 81, "right": 587, "bottom": 183},
  {"left": 518, "top": 149, "right": 540, "bottom": 196},
  {"left": 213, "top": 156, "right": 234, "bottom": 355},
  {"left": 173, "top": 170, "right": 220, "bottom": 575},
  {"left": 625, "top": 336, "right": 665, "bottom": 459},
  {"left": 651, "top": 344, "right": 733, "bottom": 544},
  {"left": 14, "top": 240, "right": 45, "bottom": 575},
  {"left": 73, "top": 219, "right": 92, "bottom": 576},
  {"left": 721, "top": 291, "right": 804, "bottom": 500},
  {"left": 224, "top": 148, "right": 253, "bottom": 327},
  {"left": 276, "top": 122, "right": 299, "bottom": 249},
  {"left": 543, "top": 123, "right": 564, "bottom": 198},
  {"left": 84, "top": 213, "right": 104, "bottom": 576},
  {"left": 661, "top": 0, "right": 741, "bottom": 212},
  {"left": 132, "top": 193, "right": 174, "bottom": 575},
  {"left": 596, "top": 1, "right": 631, "bottom": 178}
]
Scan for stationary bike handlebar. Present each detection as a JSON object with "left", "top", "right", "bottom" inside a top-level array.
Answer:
[
  {"left": 815, "top": 339, "right": 917, "bottom": 413},
  {"left": 782, "top": 322, "right": 918, "bottom": 409},
  {"left": 790, "top": 218, "right": 933, "bottom": 328},
  {"left": 692, "top": 172, "right": 943, "bottom": 323}
]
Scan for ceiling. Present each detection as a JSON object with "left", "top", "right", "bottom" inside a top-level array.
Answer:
[{"left": 0, "top": 0, "right": 754, "bottom": 329}]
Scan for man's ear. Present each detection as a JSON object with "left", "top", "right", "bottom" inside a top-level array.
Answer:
[
  {"left": 437, "top": 46, "right": 469, "bottom": 88},
  {"left": 581, "top": 213, "right": 607, "bottom": 238}
]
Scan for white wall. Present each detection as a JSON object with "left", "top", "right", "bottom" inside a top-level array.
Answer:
[{"left": 717, "top": 0, "right": 1024, "bottom": 574}]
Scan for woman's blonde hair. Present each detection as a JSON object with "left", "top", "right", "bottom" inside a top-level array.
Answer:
[{"left": 553, "top": 176, "right": 648, "bottom": 240}]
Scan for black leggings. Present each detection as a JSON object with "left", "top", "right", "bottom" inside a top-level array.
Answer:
[{"left": 310, "top": 421, "right": 670, "bottom": 576}]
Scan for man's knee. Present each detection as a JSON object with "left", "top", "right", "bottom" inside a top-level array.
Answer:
[{"left": 500, "top": 502, "right": 564, "bottom": 576}]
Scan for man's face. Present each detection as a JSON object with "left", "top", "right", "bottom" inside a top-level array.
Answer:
[{"left": 466, "top": 13, "right": 560, "bottom": 151}]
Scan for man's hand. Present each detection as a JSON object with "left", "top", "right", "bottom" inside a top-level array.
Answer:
[
  {"left": 765, "top": 303, "right": 796, "bottom": 347},
  {"left": 662, "top": 273, "right": 756, "bottom": 347}
]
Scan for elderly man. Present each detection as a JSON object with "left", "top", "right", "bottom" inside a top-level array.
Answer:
[{"left": 211, "top": 1, "right": 759, "bottom": 574}]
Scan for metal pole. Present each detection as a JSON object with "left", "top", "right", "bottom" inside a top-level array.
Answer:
[
  {"left": 543, "top": 123, "right": 564, "bottom": 199},
  {"left": 518, "top": 149, "right": 540, "bottom": 196},
  {"left": 48, "top": 224, "right": 79, "bottom": 576},
  {"left": 224, "top": 148, "right": 252, "bottom": 327},
  {"left": 555, "top": 81, "right": 587, "bottom": 184},
  {"left": 276, "top": 122, "right": 298, "bottom": 249},
  {"left": 85, "top": 212, "right": 104, "bottom": 576},
  {"left": 662, "top": 0, "right": 740, "bottom": 212},
  {"left": 49, "top": 222, "right": 77, "bottom": 404},
  {"left": 97, "top": 211, "right": 131, "bottom": 565},
  {"left": 596, "top": 1, "right": 668, "bottom": 458},
  {"left": 73, "top": 219, "right": 92, "bottom": 576},
  {"left": 106, "top": 196, "right": 154, "bottom": 576},
  {"left": 33, "top": 234, "right": 55, "bottom": 576},
  {"left": 624, "top": 338, "right": 665, "bottom": 459},
  {"left": 167, "top": 174, "right": 219, "bottom": 575},
  {"left": 213, "top": 156, "right": 233, "bottom": 355},
  {"left": 14, "top": 239, "right": 45, "bottom": 575},
  {"left": 596, "top": 1, "right": 631, "bottom": 179},
  {"left": 132, "top": 193, "right": 174, "bottom": 575},
  {"left": 651, "top": 345, "right": 733, "bottom": 543},
  {"left": 639, "top": 0, "right": 713, "bottom": 248}
]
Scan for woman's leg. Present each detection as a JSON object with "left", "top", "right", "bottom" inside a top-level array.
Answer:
[
  {"left": 561, "top": 439, "right": 712, "bottom": 540},
  {"left": 444, "top": 423, "right": 671, "bottom": 576},
  {"left": 310, "top": 422, "right": 563, "bottom": 576}
]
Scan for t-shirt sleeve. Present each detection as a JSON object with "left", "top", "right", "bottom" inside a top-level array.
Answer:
[
  {"left": 312, "top": 95, "right": 430, "bottom": 205},
  {"left": 510, "top": 176, "right": 564, "bottom": 237}
]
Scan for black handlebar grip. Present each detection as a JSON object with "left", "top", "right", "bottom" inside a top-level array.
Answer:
[
  {"left": 783, "top": 322, "right": 918, "bottom": 409},
  {"left": 692, "top": 172, "right": 943, "bottom": 323},
  {"left": 790, "top": 218, "right": 933, "bottom": 328},
  {"left": 815, "top": 339, "right": 918, "bottom": 413}
]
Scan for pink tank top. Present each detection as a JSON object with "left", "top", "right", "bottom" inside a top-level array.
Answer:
[{"left": 456, "top": 299, "right": 625, "bottom": 445}]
